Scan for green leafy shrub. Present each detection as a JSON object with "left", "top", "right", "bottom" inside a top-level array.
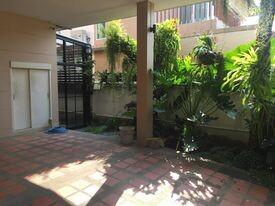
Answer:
[
  {"left": 104, "top": 20, "right": 137, "bottom": 70},
  {"left": 106, "top": 117, "right": 119, "bottom": 131},
  {"left": 97, "top": 70, "right": 122, "bottom": 88},
  {"left": 223, "top": 47, "right": 259, "bottom": 103},
  {"left": 103, "top": 20, "right": 137, "bottom": 89},
  {"left": 121, "top": 67, "right": 136, "bottom": 90},
  {"left": 83, "top": 125, "right": 108, "bottom": 134},
  {"left": 83, "top": 56, "right": 95, "bottom": 89},
  {"left": 224, "top": 37, "right": 274, "bottom": 71},
  {"left": 154, "top": 19, "right": 181, "bottom": 72},
  {"left": 104, "top": 20, "right": 125, "bottom": 72},
  {"left": 223, "top": 46, "right": 274, "bottom": 145},
  {"left": 195, "top": 143, "right": 275, "bottom": 189},
  {"left": 249, "top": 169, "right": 275, "bottom": 189},
  {"left": 224, "top": 41, "right": 256, "bottom": 71},
  {"left": 198, "top": 146, "right": 242, "bottom": 164},
  {"left": 232, "top": 150, "right": 266, "bottom": 170}
]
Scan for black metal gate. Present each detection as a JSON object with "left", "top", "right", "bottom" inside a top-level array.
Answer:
[{"left": 56, "top": 34, "right": 92, "bottom": 129}]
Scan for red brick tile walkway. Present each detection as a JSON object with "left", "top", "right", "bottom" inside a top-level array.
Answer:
[{"left": 0, "top": 131, "right": 274, "bottom": 206}]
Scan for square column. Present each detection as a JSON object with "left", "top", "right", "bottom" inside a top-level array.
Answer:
[{"left": 136, "top": 0, "right": 154, "bottom": 147}]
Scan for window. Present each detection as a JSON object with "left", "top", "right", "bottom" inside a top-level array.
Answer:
[
  {"left": 56, "top": 39, "right": 64, "bottom": 63},
  {"left": 96, "top": 23, "right": 105, "bottom": 39},
  {"left": 180, "top": 1, "right": 214, "bottom": 24}
]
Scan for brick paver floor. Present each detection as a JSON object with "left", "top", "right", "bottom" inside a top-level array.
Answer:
[{"left": 0, "top": 130, "right": 274, "bottom": 206}]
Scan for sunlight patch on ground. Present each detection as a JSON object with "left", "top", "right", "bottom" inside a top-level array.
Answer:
[{"left": 25, "top": 159, "right": 108, "bottom": 205}]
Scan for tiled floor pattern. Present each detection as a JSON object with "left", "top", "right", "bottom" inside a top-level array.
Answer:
[{"left": 0, "top": 131, "right": 274, "bottom": 206}]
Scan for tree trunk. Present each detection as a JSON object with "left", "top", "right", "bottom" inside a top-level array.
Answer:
[
  {"left": 249, "top": 0, "right": 275, "bottom": 148},
  {"left": 256, "top": 0, "right": 274, "bottom": 61}
]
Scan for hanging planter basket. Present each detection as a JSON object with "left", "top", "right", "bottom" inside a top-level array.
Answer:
[{"left": 195, "top": 50, "right": 217, "bottom": 66}]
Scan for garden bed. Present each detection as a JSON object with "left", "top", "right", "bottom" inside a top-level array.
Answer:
[
  {"left": 181, "top": 135, "right": 275, "bottom": 189},
  {"left": 80, "top": 120, "right": 275, "bottom": 190}
]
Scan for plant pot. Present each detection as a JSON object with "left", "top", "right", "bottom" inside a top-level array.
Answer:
[{"left": 119, "top": 126, "right": 135, "bottom": 145}]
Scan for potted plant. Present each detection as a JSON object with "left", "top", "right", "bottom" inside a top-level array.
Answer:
[
  {"left": 121, "top": 100, "right": 166, "bottom": 147},
  {"left": 193, "top": 35, "right": 218, "bottom": 66},
  {"left": 119, "top": 101, "right": 136, "bottom": 145},
  {"left": 118, "top": 125, "right": 135, "bottom": 145}
]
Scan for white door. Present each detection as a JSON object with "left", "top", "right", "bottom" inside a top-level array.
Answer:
[
  {"left": 30, "top": 70, "right": 50, "bottom": 128},
  {"left": 12, "top": 69, "right": 31, "bottom": 130}
]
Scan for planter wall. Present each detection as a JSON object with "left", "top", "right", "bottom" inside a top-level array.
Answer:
[
  {"left": 92, "top": 87, "right": 249, "bottom": 143},
  {"left": 92, "top": 87, "right": 136, "bottom": 118}
]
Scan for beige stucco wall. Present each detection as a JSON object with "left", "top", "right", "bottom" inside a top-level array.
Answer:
[
  {"left": 0, "top": 12, "right": 58, "bottom": 137},
  {"left": 181, "top": 26, "right": 256, "bottom": 56},
  {"left": 93, "top": 87, "right": 136, "bottom": 118},
  {"left": 178, "top": 19, "right": 218, "bottom": 38},
  {"left": 94, "top": 50, "right": 109, "bottom": 73},
  {"left": 121, "top": 17, "right": 137, "bottom": 40},
  {"left": 93, "top": 88, "right": 249, "bottom": 142}
]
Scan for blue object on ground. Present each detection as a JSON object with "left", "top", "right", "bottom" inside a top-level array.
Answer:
[{"left": 46, "top": 127, "right": 68, "bottom": 134}]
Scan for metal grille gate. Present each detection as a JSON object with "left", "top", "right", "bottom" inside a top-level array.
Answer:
[{"left": 56, "top": 34, "right": 91, "bottom": 129}]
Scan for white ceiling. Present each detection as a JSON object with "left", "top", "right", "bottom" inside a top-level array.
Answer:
[{"left": 0, "top": 0, "right": 204, "bottom": 28}]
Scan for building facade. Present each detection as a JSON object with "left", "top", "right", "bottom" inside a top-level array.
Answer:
[{"left": 0, "top": 12, "right": 59, "bottom": 136}]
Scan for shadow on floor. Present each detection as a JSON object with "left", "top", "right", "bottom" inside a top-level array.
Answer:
[{"left": 0, "top": 131, "right": 273, "bottom": 206}]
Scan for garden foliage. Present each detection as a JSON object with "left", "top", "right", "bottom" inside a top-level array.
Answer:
[
  {"left": 91, "top": 3, "right": 275, "bottom": 188},
  {"left": 154, "top": 19, "right": 181, "bottom": 72},
  {"left": 103, "top": 20, "right": 137, "bottom": 89},
  {"left": 98, "top": 18, "right": 274, "bottom": 151}
]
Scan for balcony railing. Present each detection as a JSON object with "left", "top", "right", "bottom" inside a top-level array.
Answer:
[{"left": 155, "top": 1, "right": 215, "bottom": 24}]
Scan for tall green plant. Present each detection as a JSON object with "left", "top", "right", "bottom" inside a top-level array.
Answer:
[
  {"left": 221, "top": 0, "right": 275, "bottom": 148},
  {"left": 104, "top": 20, "right": 137, "bottom": 72},
  {"left": 167, "top": 35, "right": 235, "bottom": 152},
  {"left": 154, "top": 19, "right": 181, "bottom": 73},
  {"left": 249, "top": 0, "right": 274, "bottom": 147},
  {"left": 103, "top": 20, "right": 137, "bottom": 89},
  {"left": 223, "top": 47, "right": 274, "bottom": 146},
  {"left": 153, "top": 19, "right": 183, "bottom": 105},
  {"left": 104, "top": 20, "right": 124, "bottom": 72},
  {"left": 223, "top": 0, "right": 274, "bottom": 147},
  {"left": 223, "top": 47, "right": 273, "bottom": 103},
  {"left": 83, "top": 55, "right": 95, "bottom": 89}
]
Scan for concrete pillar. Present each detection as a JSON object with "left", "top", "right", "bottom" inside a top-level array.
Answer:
[{"left": 136, "top": 0, "right": 154, "bottom": 147}]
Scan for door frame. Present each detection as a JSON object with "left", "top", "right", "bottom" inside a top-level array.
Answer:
[{"left": 10, "top": 61, "right": 52, "bottom": 132}]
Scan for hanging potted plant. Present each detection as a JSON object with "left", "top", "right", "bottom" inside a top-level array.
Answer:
[{"left": 193, "top": 35, "right": 218, "bottom": 66}]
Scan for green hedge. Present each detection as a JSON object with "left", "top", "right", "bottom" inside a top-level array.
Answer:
[{"left": 224, "top": 37, "right": 275, "bottom": 71}]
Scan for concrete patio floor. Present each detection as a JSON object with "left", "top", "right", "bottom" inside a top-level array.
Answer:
[{"left": 0, "top": 131, "right": 274, "bottom": 206}]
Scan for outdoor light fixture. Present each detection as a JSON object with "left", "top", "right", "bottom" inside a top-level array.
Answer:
[
  {"left": 149, "top": 24, "right": 156, "bottom": 33},
  {"left": 85, "top": 45, "right": 92, "bottom": 54}
]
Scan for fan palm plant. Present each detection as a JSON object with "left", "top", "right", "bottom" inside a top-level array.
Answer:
[
  {"left": 173, "top": 84, "right": 220, "bottom": 152},
  {"left": 172, "top": 37, "right": 235, "bottom": 152}
]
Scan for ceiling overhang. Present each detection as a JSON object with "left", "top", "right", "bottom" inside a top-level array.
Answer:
[{"left": 0, "top": 0, "right": 206, "bottom": 29}]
